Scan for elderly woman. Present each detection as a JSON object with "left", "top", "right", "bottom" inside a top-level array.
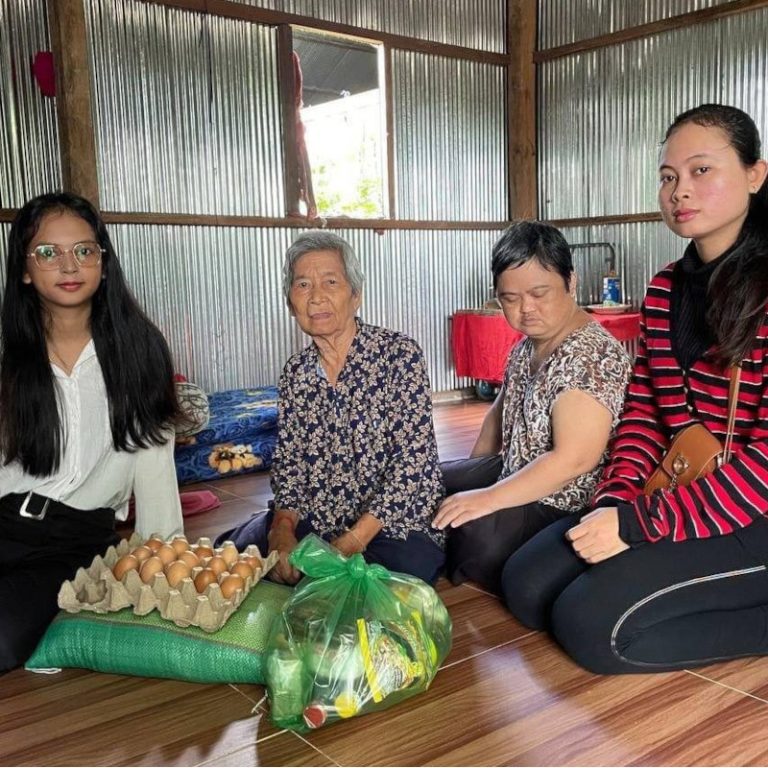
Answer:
[
  {"left": 434, "top": 221, "right": 632, "bottom": 593},
  {"left": 219, "top": 231, "right": 445, "bottom": 584}
]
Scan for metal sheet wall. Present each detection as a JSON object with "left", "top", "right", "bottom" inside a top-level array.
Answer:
[
  {"left": 232, "top": 0, "right": 506, "bottom": 53},
  {"left": 0, "top": 0, "right": 60, "bottom": 207},
  {"left": 0, "top": 217, "right": 657, "bottom": 391},
  {"left": 107, "top": 225, "right": 498, "bottom": 393},
  {"left": 539, "top": 0, "right": 732, "bottom": 48},
  {"left": 539, "top": 12, "right": 768, "bottom": 220},
  {"left": 85, "top": 0, "right": 284, "bottom": 215},
  {"left": 393, "top": 51, "right": 507, "bottom": 221}
]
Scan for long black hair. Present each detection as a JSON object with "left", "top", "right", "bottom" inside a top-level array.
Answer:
[
  {"left": 0, "top": 192, "right": 179, "bottom": 476},
  {"left": 664, "top": 104, "right": 768, "bottom": 366}
]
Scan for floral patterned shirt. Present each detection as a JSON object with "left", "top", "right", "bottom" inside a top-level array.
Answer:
[
  {"left": 501, "top": 321, "right": 632, "bottom": 512},
  {"left": 271, "top": 321, "right": 445, "bottom": 545}
]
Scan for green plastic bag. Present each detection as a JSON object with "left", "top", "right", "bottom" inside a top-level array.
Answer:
[{"left": 264, "top": 534, "right": 452, "bottom": 732}]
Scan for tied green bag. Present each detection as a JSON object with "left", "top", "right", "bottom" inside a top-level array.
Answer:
[
  {"left": 26, "top": 580, "right": 293, "bottom": 684},
  {"left": 265, "top": 535, "right": 452, "bottom": 732}
]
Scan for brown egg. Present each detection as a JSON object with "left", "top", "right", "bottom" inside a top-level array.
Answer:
[
  {"left": 112, "top": 554, "right": 139, "bottom": 580},
  {"left": 140, "top": 556, "right": 165, "bottom": 583},
  {"left": 194, "top": 545, "right": 214, "bottom": 559},
  {"left": 243, "top": 555, "right": 263, "bottom": 572},
  {"left": 165, "top": 560, "right": 192, "bottom": 588},
  {"left": 229, "top": 561, "right": 254, "bottom": 581},
  {"left": 170, "top": 537, "right": 189, "bottom": 556},
  {"left": 194, "top": 568, "right": 218, "bottom": 593},
  {"left": 219, "top": 574, "right": 245, "bottom": 599},
  {"left": 219, "top": 543, "right": 239, "bottom": 567},
  {"left": 144, "top": 537, "right": 165, "bottom": 552},
  {"left": 177, "top": 550, "right": 200, "bottom": 569},
  {"left": 156, "top": 543, "right": 177, "bottom": 566},
  {"left": 207, "top": 555, "right": 228, "bottom": 577},
  {"left": 131, "top": 546, "right": 154, "bottom": 563}
]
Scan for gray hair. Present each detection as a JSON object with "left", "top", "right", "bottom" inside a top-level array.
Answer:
[{"left": 282, "top": 231, "right": 365, "bottom": 302}]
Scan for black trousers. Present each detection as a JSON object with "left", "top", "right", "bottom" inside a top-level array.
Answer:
[
  {"left": 502, "top": 515, "right": 768, "bottom": 674},
  {"left": 440, "top": 455, "right": 574, "bottom": 593},
  {"left": 216, "top": 509, "right": 446, "bottom": 585},
  {"left": 0, "top": 493, "right": 118, "bottom": 673}
]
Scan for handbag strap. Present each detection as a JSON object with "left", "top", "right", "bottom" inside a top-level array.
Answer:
[{"left": 722, "top": 364, "right": 742, "bottom": 463}]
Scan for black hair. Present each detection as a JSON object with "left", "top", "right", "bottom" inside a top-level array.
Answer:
[
  {"left": 664, "top": 104, "right": 768, "bottom": 366},
  {"left": 0, "top": 192, "right": 179, "bottom": 476},
  {"left": 491, "top": 220, "right": 573, "bottom": 291}
]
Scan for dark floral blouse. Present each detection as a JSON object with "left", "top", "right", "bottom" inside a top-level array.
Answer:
[{"left": 271, "top": 321, "right": 445, "bottom": 546}]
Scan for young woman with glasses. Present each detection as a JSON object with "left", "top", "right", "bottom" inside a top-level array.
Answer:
[{"left": 0, "top": 192, "right": 183, "bottom": 672}]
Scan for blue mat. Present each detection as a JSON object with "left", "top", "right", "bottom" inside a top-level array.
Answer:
[{"left": 175, "top": 387, "right": 278, "bottom": 485}]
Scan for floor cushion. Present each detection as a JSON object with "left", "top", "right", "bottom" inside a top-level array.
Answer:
[{"left": 175, "top": 387, "right": 279, "bottom": 485}]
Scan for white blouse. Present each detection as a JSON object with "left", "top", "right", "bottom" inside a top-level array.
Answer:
[{"left": 0, "top": 341, "right": 183, "bottom": 538}]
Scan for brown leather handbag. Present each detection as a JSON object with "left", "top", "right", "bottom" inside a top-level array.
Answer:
[{"left": 644, "top": 366, "right": 741, "bottom": 494}]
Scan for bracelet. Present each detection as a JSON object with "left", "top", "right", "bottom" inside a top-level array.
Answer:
[{"left": 346, "top": 528, "right": 366, "bottom": 552}]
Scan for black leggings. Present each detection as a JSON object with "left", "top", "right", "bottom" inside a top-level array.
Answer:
[
  {"left": 440, "top": 455, "right": 573, "bottom": 593},
  {"left": 502, "top": 515, "right": 768, "bottom": 674},
  {"left": 0, "top": 493, "right": 118, "bottom": 672}
]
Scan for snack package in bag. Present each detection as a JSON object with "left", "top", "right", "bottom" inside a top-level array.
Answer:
[{"left": 264, "top": 535, "right": 452, "bottom": 731}]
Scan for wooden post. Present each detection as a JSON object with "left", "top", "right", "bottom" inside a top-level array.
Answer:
[
  {"left": 277, "top": 24, "right": 301, "bottom": 216},
  {"left": 383, "top": 45, "right": 396, "bottom": 219},
  {"left": 507, "top": 0, "right": 537, "bottom": 220},
  {"left": 47, "top": 0, "right": 100, "bottom": 207}
]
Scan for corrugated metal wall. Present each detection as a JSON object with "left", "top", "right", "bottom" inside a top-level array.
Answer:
[
  {"left": 392, "top": 51, "right": 507, "bottom": 220},
  {"left": 66, "top": 0, "right": 509, "bottom": 393},
  {"left": 539, "top": 0, "right": 733, "bottom": 48},
  {"left": 539, "top": 6, "right": 768, "bottom": 295},
  {"left": 85, "top": 0, "right": 285, "bottom": 215},
  {"left": 232, "top": 0, "right": 506, "bottom": 53},
  {"left": 0, "top": 0, "right": 61, "bottom": 207},
  {"left": 108, "top": 226, "right": 498, "bottom": 392}
]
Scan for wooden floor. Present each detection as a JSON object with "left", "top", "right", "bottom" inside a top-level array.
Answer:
[{"left": 5, "top": 400, "right": 768, "bottom": 766}]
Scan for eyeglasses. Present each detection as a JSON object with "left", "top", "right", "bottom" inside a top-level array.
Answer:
[{"left": 26, "top": 241, "right": 105, "bottom": 271}]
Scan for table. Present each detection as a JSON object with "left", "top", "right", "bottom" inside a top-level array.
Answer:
[{"left": 451, "top": 309, "right": 641, "bottom": 388}]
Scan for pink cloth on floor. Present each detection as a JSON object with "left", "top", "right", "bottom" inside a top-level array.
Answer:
[{"left": 179, "top": 490, "right": 221, "bottom": 518}]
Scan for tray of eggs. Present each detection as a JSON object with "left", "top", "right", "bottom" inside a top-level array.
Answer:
[{"left": 57, "top": 533, "right": 279, "bottom": 633}]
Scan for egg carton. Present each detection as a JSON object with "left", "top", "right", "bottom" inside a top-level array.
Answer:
[{"left": 57, "top": 533, "right": 279, "bottom": 633}]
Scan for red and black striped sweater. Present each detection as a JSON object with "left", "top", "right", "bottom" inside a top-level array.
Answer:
[{"left": 592, "top": 263, "right": 768, "bottom": 545}]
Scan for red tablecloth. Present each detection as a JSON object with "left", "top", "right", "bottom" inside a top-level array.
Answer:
[{"left": 451, "top": 309, "right": 641, "bottom": 384}]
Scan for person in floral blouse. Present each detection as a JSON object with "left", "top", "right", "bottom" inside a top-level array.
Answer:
[
  {"left": 434, "top": 221, "right": 632, "bottom": 593},
  {"left": 218, "top": 232, "right": 445, "bottom": 584}
]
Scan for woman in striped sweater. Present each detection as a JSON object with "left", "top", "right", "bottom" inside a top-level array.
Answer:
[{"left": 502, "top": 104, "right": 768, "bottom": 673}]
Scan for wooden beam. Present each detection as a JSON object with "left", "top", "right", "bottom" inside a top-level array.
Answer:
[
  {"left": 383, "top": 46, "right": 396, "bottom": 218},
  {"left": 99, "top": 211, "right": 512, "bottom": 230},
  {"left": 135, "top": 0, "right": 508, "bottom": 65},
  {"left": 276, "top": 25, "right": 300, "bottom": 216},
  {"left": 548, "top": 212, "right": 663, "bottom": 228},
  {"left": 0, "top": 208, "right": 665, "bottom": 229},
  {"left": 47, "top": 0, "right": 100, "bottom": 206},
  {"left": 507, "top": 0, "right": 538, "bottom": 220},
  {"left": 535, "top": 0, "right": 768, "bottom": 62}
]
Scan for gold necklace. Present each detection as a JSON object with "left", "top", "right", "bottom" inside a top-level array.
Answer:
[{"left": 47, "top": 340, "right": 77, "bottom": 375}]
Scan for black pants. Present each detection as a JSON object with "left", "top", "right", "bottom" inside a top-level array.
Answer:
[
  {"left": 502, "top": 515, "right": 768, "bottom": 674},
  {"left": 0, "top": 493, "right": 118, "bottom": 673},
  {"left": 440, "top": 455, "right": 574, "bottom": 593},
  {"left": 216, "top": 509, "right": 446, "bottom": 585}
]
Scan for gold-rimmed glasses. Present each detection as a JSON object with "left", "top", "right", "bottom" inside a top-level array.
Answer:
[{"left": 26, "top": 241, "right": 105, "bottom": 271}]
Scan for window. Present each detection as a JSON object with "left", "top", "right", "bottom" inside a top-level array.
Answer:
[{"left": 287, "top": 28, "right": 387, "bottom": 219}]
